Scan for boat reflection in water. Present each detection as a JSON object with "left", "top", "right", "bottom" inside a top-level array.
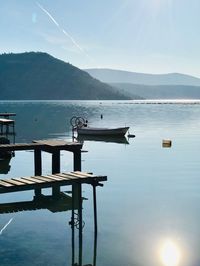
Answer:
[
  {"left": 77, "top": 135, "right": 129, "bottom": 145},
  {"left": 0, "top": 188, "right": 98, "bottom": 266}
]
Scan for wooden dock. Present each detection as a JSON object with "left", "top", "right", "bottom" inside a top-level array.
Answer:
[
  {"left": 0, "top": 113, "right": 16, "bottom": 135},
  {"left": 0, "top": 118, "right": 15, "bottom": 134},
  {"left": 0, "top": 113, "right": 16, "bottom": 118},
  {"left": 0, "top": 137, "right": 107, "bottom": 245},
  {"left": 0, "top": 171, "right": 107, "bottom": 194},
  {"left": 0, "top": 139, "right": 83, "bottom": 174}
]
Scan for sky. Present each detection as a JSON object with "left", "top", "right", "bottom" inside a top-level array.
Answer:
[{"left": 1, "top": 0, "right": 200, "bottom": 77}]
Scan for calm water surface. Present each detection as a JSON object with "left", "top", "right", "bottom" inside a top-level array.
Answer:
[{"left": 0, "top": 100, "right": 200, "bottom": 266}]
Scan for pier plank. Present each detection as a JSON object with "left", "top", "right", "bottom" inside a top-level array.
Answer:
[
  {"left": 12, "top": 178, "right": 34, "bottom": 185},
  {"left": 74, "top": 171, "right": 94, "bottom": 177},
  {"left": 56, "top": 173, "right": 78, "bottom": 180},
  {"left": 35, "top": 176, "right": 57, "bottom": 182},
  {"left": 0, "top": 180, "right": 13, "bottom": 187},
  {"left": 46, "top": 175, "right": 67, "bottom": 181},
  {"left": 22, "top": 177, "right": 45, "bottom": 184},
  {"left": 63, "top": 172, "right": 89, "bottom": 179},
  {"left": 0, "top": 172, "right": 107, "bottom": 194},
  {"left": 7, "top": 179, "right": 26, "bottom": 186}
]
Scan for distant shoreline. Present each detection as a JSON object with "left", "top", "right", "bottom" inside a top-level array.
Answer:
[{"left": 0, "top": 99, "right": 200, "bottom": 104}]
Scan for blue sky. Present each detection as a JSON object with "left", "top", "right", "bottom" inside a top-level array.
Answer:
[{"left": 1, "top": 0, "right": 200, "bottom": 77}]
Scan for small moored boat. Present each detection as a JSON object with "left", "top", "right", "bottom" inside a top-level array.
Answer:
[
  {"left": 70, "top": 116, "right": 130, "bottom": 137},
  {"left": 77, "top": 126, "right": 129, "bottom": 136}
]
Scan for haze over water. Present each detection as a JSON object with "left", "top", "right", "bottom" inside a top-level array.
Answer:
[{"left": 0, "top": 100, "right": 200, "bottom": 266}]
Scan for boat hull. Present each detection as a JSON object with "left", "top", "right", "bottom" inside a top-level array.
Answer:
[
  {"left": 77, "top": 126, "right": 129, "bottom": 136},
  {"left": 78, "top": 135, "right": 129, "bottom": 144}
]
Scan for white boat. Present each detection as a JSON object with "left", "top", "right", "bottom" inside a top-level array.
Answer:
[{"left": 77, "top": 126, "right": 129, "bottom": 136}]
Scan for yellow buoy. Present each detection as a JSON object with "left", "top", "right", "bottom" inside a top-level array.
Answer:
[{"left": 162, "top": 139, "right": 172, "bottom": 148}]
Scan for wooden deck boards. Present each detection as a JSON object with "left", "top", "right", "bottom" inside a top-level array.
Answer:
[
  {"left": 0, "top": 140, "right": 82, "bottom": 152},
  {"left": 0, "top": 113, "right": 16, "bottom": 117},
  {"left": 0, "top": 171, "right": 107, "bottom": 194}
]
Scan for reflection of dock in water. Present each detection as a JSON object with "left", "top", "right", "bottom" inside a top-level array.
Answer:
[
  {"left": 78, "top": 135, "right": 129, "bottom": 144},
  {"left": 0, "top": 178, "right": 104, "bottom": 266},
  {"left": 0, "top": 192, "right": 79, "bottom": 214}
]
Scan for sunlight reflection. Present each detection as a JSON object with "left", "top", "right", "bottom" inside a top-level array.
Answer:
[{"left": 160, "top": 239, "right": 181, "bottom": 266}]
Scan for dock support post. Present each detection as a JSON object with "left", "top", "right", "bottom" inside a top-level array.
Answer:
[
  {"left": 71, "top": 184, "right": 75, "bottom": 266},
  {"left": 93, "top": 184, "right": 98, "bottom": 233},
  {"left": 93, "top": 223, "right": 97, "bottom": 266},
  {"left": 34, "top": 149, "right": 42, "bottom": 197},
  {"left": 78, "top": 183, "right": 83, "bottom": 266},
  {"left": 52, "top": 185, "right": 61, "bottom": 198},
  {"left": 52, "top": 150, "right": 60, "bottom": 174},
  {"left": 52, "top": 150, "right": 60, "bottom": 198},
  {"left": 34, "top": 149, "right": 42, "bottom": 175},
  {"left": 73, "top": 150, "right": 81, "bottom": 171}
]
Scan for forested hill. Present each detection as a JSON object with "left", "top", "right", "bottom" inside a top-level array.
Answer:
[{"left": 0, "top": 52, "right": 130, "bottom": 100}]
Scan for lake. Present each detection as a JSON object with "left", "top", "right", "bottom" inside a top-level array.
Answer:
[{"left": 0, "top": 100, "right": 200, "bottom": 266}]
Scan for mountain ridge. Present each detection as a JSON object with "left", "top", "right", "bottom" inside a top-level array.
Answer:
[
  {"left": 0, "top": 52, "right": 131, "bottom": 100},
  {"left": 111, "top": 82, "right": 200, "bottom": 99},
  {"left": 85, "top": 68, "right": 200, "bottom": 86}
]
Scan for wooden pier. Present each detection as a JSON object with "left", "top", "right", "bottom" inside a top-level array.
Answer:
[
  {"left": 0, "top": 137, "right": 107, "bottom": 251},
  {"left": 0, "top": 113, "right": 16, "bottom": 118},
  {"left": 0, "top": 137, "right": 107, "bottom": 266},
  {"left": 0, "top": 118, "right": 15, "bottom": 134},
  {"left": 0, "top": 139, "right": 83, "bottom": 174},
  {"left": 0, "top": 113, "right": 16, "bottom": 135},
  {"left": 0, "top": 171, "right": 106, "bottom": 195}
]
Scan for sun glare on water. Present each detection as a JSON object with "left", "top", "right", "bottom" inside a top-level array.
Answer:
[{"left": 160, "top": 239, "right": 181, "bottom": 266}]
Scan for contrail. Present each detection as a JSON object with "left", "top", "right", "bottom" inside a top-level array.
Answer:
[
  {"left": 0, "top": 218, "right": 13, "bottom": 235},
  {"left": 36, "top": 2, "right": 59, "bottom": 27},
  {"left": 36, "top": 2, "right": 92, "bottom": 60}
]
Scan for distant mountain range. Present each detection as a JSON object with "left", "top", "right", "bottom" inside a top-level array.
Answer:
[
  {"left": 85, "top": 68, "right": 200, "bottom": 86},
  {"left": 0, "top": 52, "right": 130, "bottom": 100},
  {"left": 110, "top": 83, "right": 200, "bottom": 99},
  {"left": 2, "top": 53, "right": 200, "bottom": 100},
  {"left": 85, "top": 68, "right": 200, "bottom": 99}
]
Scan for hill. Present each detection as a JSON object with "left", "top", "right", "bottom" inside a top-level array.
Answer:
[
  {"left": 85, "top": 68, "right": 200, "bottom": 86},
  {"left": 111, "top": 83, "right": 200, "bottom": 99},
  {"left": 0, "top": 52, "right": 131, "bottom": 100}
]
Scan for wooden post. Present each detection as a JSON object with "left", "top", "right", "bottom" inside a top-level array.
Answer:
[
  {"left": 34, "top": 149, "right": 42, "bottom": 197},
  {"left": 73, "top": 150, "right": 81, "bottom": 171},
  {"left": 93, "top": 184, "right": 98, "bottom": 233},
  {"left": 52, "top": 185, "right": 60, "bottom": 198},
  {"left": 52, "top": 150, "right": 60, "bottom": 174},
  {"left": 34, "top": 149, "right": 42, "bottom": 175},
  {"left": 78, "top": 184, "right": 83, "bottom": 266},
  {"left": 71, "top": 184, "right": 75, "bottom": 266},
  {"left": 93, "top": 223, "right": 98, "bottom": 266}
]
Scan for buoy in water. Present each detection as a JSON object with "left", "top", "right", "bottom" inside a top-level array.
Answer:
[{"left": 162, "top": 139, "right": 172, "bottom": 148}]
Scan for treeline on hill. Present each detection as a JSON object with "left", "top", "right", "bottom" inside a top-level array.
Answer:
[{"left": 0, "top": 52, "right": 131, "bottom": 100}]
